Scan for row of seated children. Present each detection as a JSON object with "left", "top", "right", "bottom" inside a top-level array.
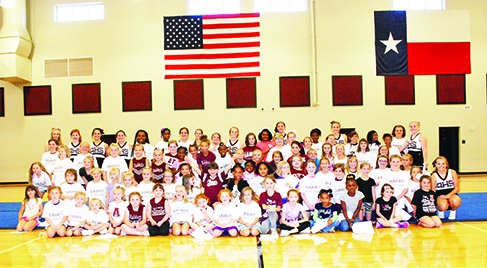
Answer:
[{"left": 18, "top": 164, "right": 442, "bottom": 237}]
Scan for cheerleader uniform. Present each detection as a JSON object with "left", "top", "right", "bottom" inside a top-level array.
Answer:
[
  {"left": 151, "top": 161, "right": 167, "bottom": 183},
  {"left": 432, "top": 170, "right": 455, "bottom": 197},
  {"left": 68, "top": 142, "right": 80, "bottom": 162},
  {"left": 117, "top": 142, "right": 131, "bottom": 166},
  {"left": 131, "top": 157, "right": 148, "bottom": 184},
  {"left": 91, "top": 141, "right": 107, "bottom": 168},
  {"left": 406, "top": 134, "right": 424, "bottom": 168},
  {"left": 226, "top": 139, "right": 241, "bottom": 155},
  {"left": 148, "top": 197, "right": 169, "bottom": 236}
]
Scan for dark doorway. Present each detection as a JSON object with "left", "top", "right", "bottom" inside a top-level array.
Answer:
[{"left": 439, "top": 127, "right": 459, "bottom": 171}]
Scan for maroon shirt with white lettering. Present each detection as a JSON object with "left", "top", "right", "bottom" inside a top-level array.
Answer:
[{"left": 201, "top": 172, "right": 227, "bottom": 205}]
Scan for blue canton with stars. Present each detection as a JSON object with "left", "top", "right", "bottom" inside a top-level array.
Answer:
[{"left": 164, "top": 16, "right": 204, "bottom": 50}]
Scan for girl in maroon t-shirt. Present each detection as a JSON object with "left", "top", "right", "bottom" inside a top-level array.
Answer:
[{"left": 147, "top": 183, "right": 170, "bottom": 236}]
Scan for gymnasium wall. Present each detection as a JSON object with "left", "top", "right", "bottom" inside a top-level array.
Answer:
[{"left": 0, "top": 0, "right": 486, "bottom": 182}]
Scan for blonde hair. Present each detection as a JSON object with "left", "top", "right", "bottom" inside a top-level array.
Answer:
[
  {"left": 123, "top": 172, "right": 136, "bottom": 186},
  {"left": 174, "top": 185, "right": 189, "bottom": 203},
  {"left": 240, "top": 186, "right": 259, "bottom": 203},
  {"left": 108, "top": 143, "right": 120, "bottom": 153},
  {"left": 276, "top": 161, "right": 290, "bottom": 176},
  {"left": 50, "top": 127, "right": 63, "bottom": 145},
  {"left": 58, "top": 144, "right": 70, "bottom": 158},
  {"left": 113, "top": 185, "right": 126, "bottom": 201},
  {"left": 28, "top": 162, "right": 51, "bottom": 184},
  {"left": 48, "top": 186, "right": 62, "bottom": 195},
  {"left": 90, "top": 198, "right": 105, "bottom": 210},
  {"left": 229, "top": 126, "right": 239, "bottom": 137},
  {"left": 90, "top": 167, "right": 103, "bottom": 176},
  {"left": 74, "top": 191, "right": 87, "bottom": 200}
]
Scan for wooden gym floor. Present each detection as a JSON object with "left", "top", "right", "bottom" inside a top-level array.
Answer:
[{"left": 0, "top": 175, "right": 486, "bottom": 267}]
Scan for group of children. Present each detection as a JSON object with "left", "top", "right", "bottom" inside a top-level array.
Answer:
[{"left": 19, "top": 122, "right": 462, "bottom": 237}]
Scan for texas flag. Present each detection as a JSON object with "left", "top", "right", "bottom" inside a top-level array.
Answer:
[{"left": 374, "top": 10, "right": 471, "bottom": 76}]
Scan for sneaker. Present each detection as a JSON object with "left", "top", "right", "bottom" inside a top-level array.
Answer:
[
  {"left": 271, "top": 229, "right": 278, "bottom": 236},
  {"left": 120, "top": 230, "right": 126, "bottom": 236},
  {"left": 100, "top": 229, "right": 108, "bottom": 235},
  {"left": 328, "top": 227, "right": 335, "bottom": 233},
  {"left": 448, "top": 210, "right": 456, "bottom": 220},
  {"left": 143, "top": 230, "right": 150, "bottom": 236},
  {"left": 280, "top": 230, "right": 291, "bottom": 237},
  {"left": 375, "top": 222, "right": 383, "bottom": 229},
  {"left": 437, "top": 211, "right": 445, "bottom": 219},
  {"left": 82, "top": 229, "right": 94, "bottom": 236},
  {"left": 300, "top": 227, "right": 311, "bottom": 234},
  {"left": 398, "top": 222, "right": 409, "bottom": 228}
]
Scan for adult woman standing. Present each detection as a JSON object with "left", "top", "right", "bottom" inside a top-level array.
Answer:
[{"left": 400, "top": 121, "right": 428, "bottom": 170}]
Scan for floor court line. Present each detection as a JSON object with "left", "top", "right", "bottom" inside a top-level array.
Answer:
[
  {"left": 458, "top": 222, "right": 487, "bottom": 234},
  {"left": 0, "top": 236, "right": 42, "bottom": 255}
]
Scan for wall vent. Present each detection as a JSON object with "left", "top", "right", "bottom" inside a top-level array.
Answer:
[{"left": 44, "top": 57, "right": 93, "bottom": 78}]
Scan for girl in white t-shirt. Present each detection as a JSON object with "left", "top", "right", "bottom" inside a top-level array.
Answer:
[
  {"left": 83, "top": 198, "right": 109, "bottom": 236},
  {"left": 66, "top": 191, "right": 89, "bottom": 237},
  {"left": 29, "top": 162, "right": 51, "bottom": 199},
  {"left": 237, "top": 187, "right": 262, "bottom": 237},
  {"left": 108, "top": 186, "right": 128, "bottom": 235},
  {"left": 213, "top": 189, "right": 238, "bottom": 237},
  {"left": 16, "top": 185, "right": 44, "bottom": 232},
  {"left": 170, "top": 185, "right": 193, "bottom": 236},
  {"left": 42, "top": 186, "right": 68, "bottom": 238}
]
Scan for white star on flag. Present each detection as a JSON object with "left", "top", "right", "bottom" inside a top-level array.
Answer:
[{"left": 380, "top": 32, "right": 402, "bottom": 54}]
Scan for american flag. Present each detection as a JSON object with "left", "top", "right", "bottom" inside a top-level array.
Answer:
[{"left": 163, "top": 13, "right": 260, "bottom": 79}]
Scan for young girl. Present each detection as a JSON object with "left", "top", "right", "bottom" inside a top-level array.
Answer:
[
  {"left": 380, "top": 155, "right": 409, "bottom": 220},
  {"left": 237, "top": 187, "right": 262, "bottom": 237},
  {"left": 170, "top": 185, "right": 193, "bottom": 236},
  {"left": 268, "top": 150, "right": 284, "bottom": 176},
  {"left": 375, "top": 184, "right": 409, "bottom": 228},
  {"left": 346, "top": 156, "right": 360, "bottom": 178},
  {"left": 164, "top": 140, "right": 180, "bottom": 170},
  {"left": 116, "top": 130, "right": 132, "bottom": 166},
  {"left": 198, "top": 161, "right": 234, "bottom": 206},
  {"left": 355, "top": 138, "right": 375, "bottom": 168},
  {"left": 249, "top": 162, "right": 270, "bottom": 195},
  {"left": 321, "top": 143, "right": 335, "bottom": 167},
  {"left": 108, "top": 186, "right": 128, "bottom": 235},
  {"left": 122, "top": 172, "right": 138, "bottom": 199},
  {"left": 78, "top": 155, "right": 95, "bottom": 186},
  {"left": 73, "top": 142, "right": 96, "bottom": 172},
  {"left": 401, "top": 154, "right": 413, "bottom": 172},
  {"left": 252, "top": 148, "right": 264, "bottom": 164},
  {"left": 275, "top": 121, "right": 288, "bottom": 144},
  {"left": 367, "top": 130, "right": 381, "bottom": 156},
  {"left": 66, "top": 191, "right": 89, "bottom": 236},
  {"left": 121, "top": 192, "right": 150, "bottom": 236},
  {"left": 259, "top": 176, "right": 282, "bottom": 235},
  {"left": 356, "top": 162, "right": 376, "bottom": 221},
  {"left": 52, "top": 145, "right": 74, "bottom": 186},
  {"left": 370, "top": 155, "right": 390, "bottom": 197},
  {"left": 257, "top": 128, "right": 275, "bottom": 157},
  {"left": 430, "top": 156, "right": 462, "bottom": 220},
  {"left": 82, "top": 198, "right": 109, "bottom": 236},
  {"left": 86, "top": 167, "right": 108, "bottom": 207},
  {"left": 299, "top": 161, "right": 326, "bottom": 217},
  {"left": 29, "top": 162, "right": 51, "bottom": 198},
  {"left": 136, "top": 167, "right": 155, "bottom": 205},
  {"left": 330, "top": 163, "right": 347, "bottom": 204},
  {"left": 215, "top": 143, "right": 232, "bottom": 175},
  {"left": 405, "top": 166, "right": 422, "bottom": 211},
  {"left": 243, "top": 132, "right": 258, "bottom": 161},
  {"left": 105, "top": 167, "right": 122, "bottom": 206},
  {"left": 178, "top": 127, "right": 193, "bottom": 150},
  {"left": 193, "top": 128, "right": 203, "bottom": 149},
  {"left": 226, "top": 165, "right": 249, "bottom": 204},
  {"left": 17, "top": 185, "right": 44, "bottom": 232},
  {"left": 243, "top": 160, "right": 256, "bottom": 181},
  {"left": 330, "top": 121, "right": 347, "bottom": 144},
  {"left": 287, "top": 141, "right": 308, "bottom": 164},
  {"left": 265, "top": 135, "right": 287, "bottom": 163},
  {"left": 213, "top": 189, "right": 238, "bottom": 237},
  {"left": 274, "top": 161, "right": 298, "bottom": 203},
  {"left": 310, "top": 128, "right": 323, "bottom": 158},
  {"left": 314, "top": 157, "right": 334, "bottom": 190},
  {"left": 101, "top": 143, "right": 129, "bottom": 183},
  {"left": 146, "top": 183, "right": 171, "bottom": 236},
  {"left": 191, "top": 194, "right": 215, "bottom": 233},
  {"left": 226, "top": 126, "right": 241, "bottom": 154},
  {"left": 90, "top": 128, "right": 108, "bottom": 167},
  {"left": 290, "top": 155, "right": 307, "bottom": 180},
  {"left": 155, "top": 127, "right": 171, "bottom": 151},
  {"left": 129, "top": 144, "right": 150, "bottom": 184},
  {"left": 280, "top": 189, "right": 310, "bottom": 236},
  {"left": 151, "top": 149, "right": 166, "bottom": 183},
  {"left": 334, "top": 144, "right": 347, "bottom": 166},
  {"left": 306, "top": 148, "right": 319, "bottom": 173},
  {"left": 42, "top": 186, "right": 68, "bottom": 238},
  {"left": 189, "top": 144, "right": 199, "bottom": 160},
  {"left": 391, "top": 125, "right": 406, "bottom": 153},
  {"left": 345, "top": 131, "right": 359, "bottom": 158},
  {"left": 411, "top": 175, "right": 442, "bottom": 228},
  {"left": 44, "top": 127, "right": 63, "bottom": 152},
  {"left": 60, "top": 168, "right": 85, "bottom": 204},
  {"left": 337, "top": 177, "right": 364, "bottom": 232},
  {"left": 311, "top": 189, "right": 340, "bottom": 233},
  {"left": 41, "top": 139, "right": 59, "bottom": 174},
  {"left": 209, "top": 132, "right": 222, "bottom": 154},
  {"left": 182, "top": 174, "right": 200, "bottom": 203},
  {"left": 302, "top": 136, "right": 313, "bottom": 154},
  {"left": 162, "top": 171, "right": 176, "bottom": 201},
  {"left": 131, "top": 129, "right": 154, "bottom": 161},
  {"left": 68, "top": 129, "right": 82, "bottom": 161}
]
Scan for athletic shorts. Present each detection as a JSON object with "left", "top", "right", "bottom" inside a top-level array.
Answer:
[
  {"left": 213, "top": 226, "right": 238, "bottom": 233},
  {"left": 362, "top": 202, "right": 373, "bottom": 213},
  {"left": 237, "top": 223, "right": 262, "bottom": 232},
  {"left": 21, "top": 217, "right": 39, "bottom": 226}
]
